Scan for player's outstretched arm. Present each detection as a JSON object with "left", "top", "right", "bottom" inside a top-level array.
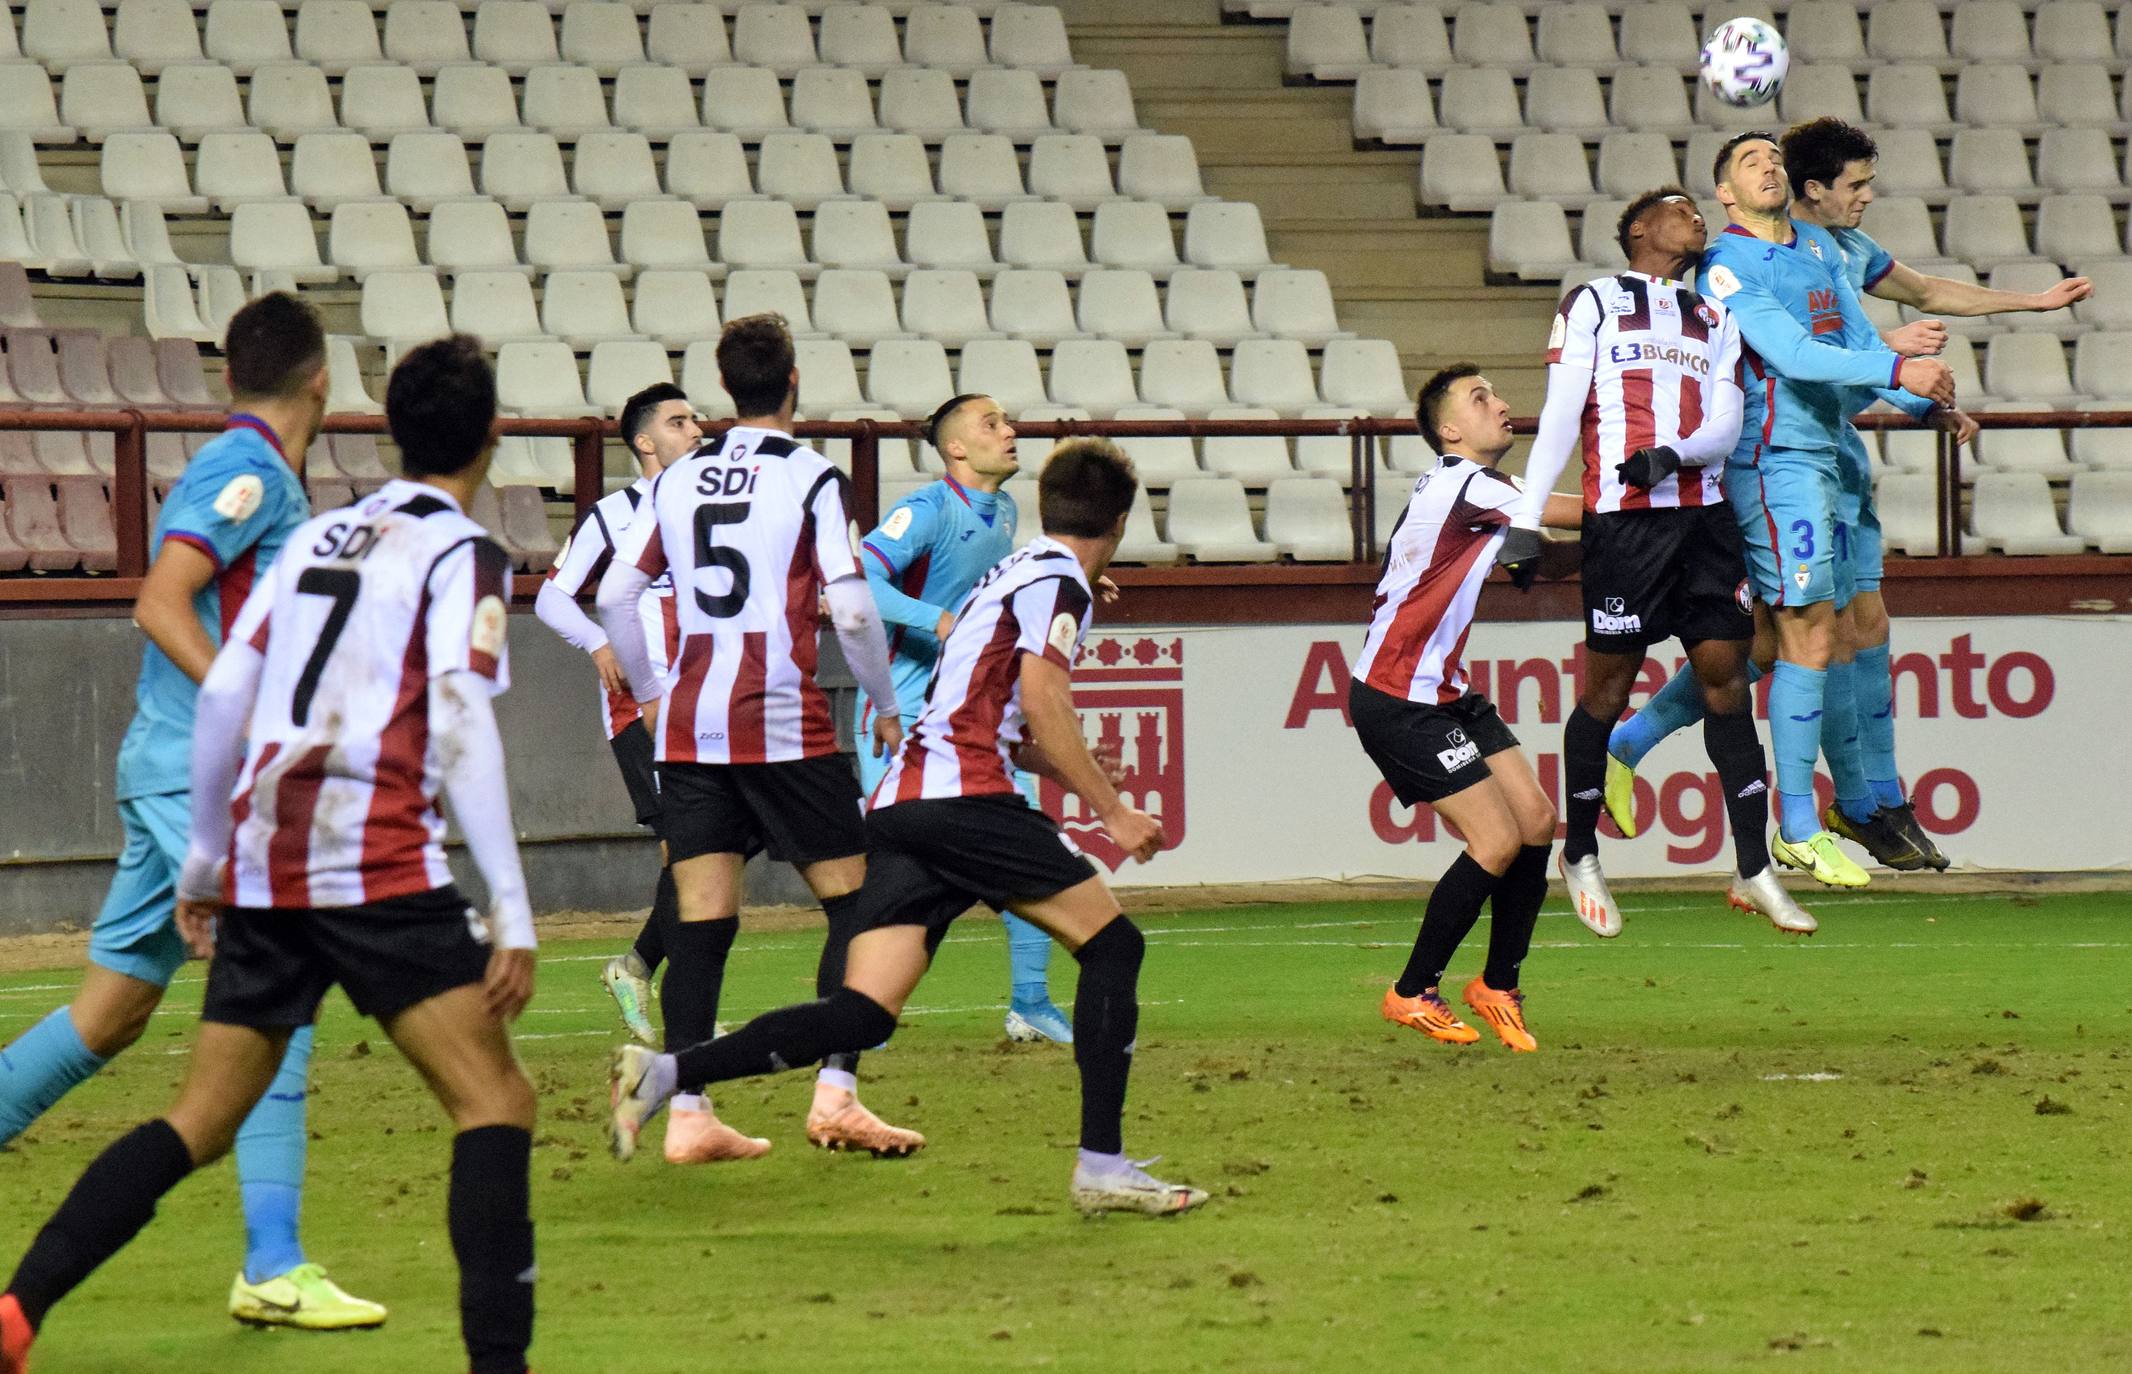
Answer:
[
  {"left": 1020, "top": 652, "right": 1163, "bottom": 863},
  {"left": 1874, "top": 260, "right": 2093, "bottom": 318},
  {"left": 824, "top": 573, "right": 905, "bottom": 756},
  {"left": 433, "top": 672, "right": 537, "bottom": 1020}
]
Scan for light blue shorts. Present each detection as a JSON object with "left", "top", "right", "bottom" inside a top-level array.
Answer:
[
  {"left": 1725, "top": 450, "right": 1843, "bottom": 609},
  {"left": 853, "top": 700, "right": 1038, "bottom": 810},
  {"left": 89, "top": 791, "right": 193, "bottom": 986},
  {"left": 1834, "top": 428, "right": 1883, "bottom": 602}
]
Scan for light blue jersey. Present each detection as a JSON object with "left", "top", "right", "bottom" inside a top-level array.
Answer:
[
  {"left": 857, "top": 475, "right": 1019, "bottom": 724},
  {"left": 115, "top": 416, "right": 308, "bottom": 801}
]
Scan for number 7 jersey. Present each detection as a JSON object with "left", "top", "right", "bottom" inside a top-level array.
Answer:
[
  {"left": 611, "top": 424, "right": 861, "bottom": 764},
  {"left": 220, "top": 479, "right": 513, "bottom": 909}
]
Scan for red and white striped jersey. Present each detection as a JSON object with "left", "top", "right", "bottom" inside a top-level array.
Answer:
[
  {"left": 1548, "top": 271, "right": 1742, "bottom": 513},
  {"left": 611, "top": 424, "right": 861, "bottom": 764},
  {"left": 220, "top": 479, "right": 512, "bottom": 909},
  {"left": 1354, "top": 457, "right": 1520, "bottom": 705},
  {"left": 875, "top": 537, "right": 1093, "bottom": 806},
  {"left": 546, "top": 478, "right": 679, "bottom": 739}
]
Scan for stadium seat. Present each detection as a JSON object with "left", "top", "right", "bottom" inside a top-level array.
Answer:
[
  {"left": 1608, "top": 66, "right": 1696, "bottom": 137},
  {"left": 1508, "top": 133, "right": 1598, "bottom": 208},
  {"left": 479, "top": 132, "right": 569, "bottom": 211},
  {"left": 1867, "top": 0, "right": 1951, "bottom": 65},
  {"left": 1229, "top": 338, "right": 1320, "bottom": 412},
  {"left": 897, "top": 268, "right": 995, "bottom": 347},
  {"left": 2035, "top": 128, "right": 2119, "bottom": 198},
  {"left": 1525, "top": 67, "right": 1609, "bottom": 139},
  {"left": 154, "top": 337, "right": 214, "bottom": 405},
  {"left": 1595, "top": 132, "right": 1677, "bottom": 200},
  {"left": 70, "top": 195, "right": 136, "bottom": 279},
  {"left": 4, "top": 476, "right": 76, "bottom": 572},
  {"left": 105, "top": 334, "right": 168, "bottom": 405},
  {"left": 1450, "top": 1, "right": 1536, "bottom": 72},
  {"left": 791, "top": 337, "right": 862, "bottom": 412},
  {"left": 1489, "top": 200, "right": 1583, "bottom": 281},
  {"left": 1953, "top": 2, "right": 2031, "bottom": 63},
  {"left": 2038, "top": 64, "right": 2117, "bottom": 131},
  {"left": 1985, "top": 332, "right": 2078, "bottom": 403},
  {"left": 2068, "top": 468, "right": 2132, "bottom": 550},
  {"left": 905, "top": 3, "right": 990, "bottom": 75},
  {"left": 25, "top": 0, "right": 113, "bottom": 69},
  {"left": 15, "top": 195, "right": 87, "bottom": 277},
  {"left": 1265, "top": 477, "right": 1353, "bottom": 561},
  {"left": 2072, "top": 330, "right": 2132, "bottom": 399},
  {"left": 194, "top": 132, "right": 289, "bottom": 210},
  {"left": 1202, "top": 407, "right": 1294, "bottom": 484},
  {"left": 1138, "top": 339, "right": 1230, "bottom": 415},
  {"left": 720, "top": 199, "right": 812, "bottom": 275},
  {"left": 383, "top": 0, "right": 472, "bottom": 75},
  {"left": 451, "top": 268, "right": 545, "bottom": 344},
  {"left": 427, "top": 197, "right": 524, "bottom": 274},
  {"left": 1090, "top": 200, "right": 1181, "bottom": 276},
  {"left": 1028, "top": 134, "right": 1117, "bottom": 211},
  {"left": 1417, "top": 133, "right": 1505, "bottom": 213},
  {"left": 1052, "top": 69, "right": 1142, "bottom": 142},
  {"left": 525, "top": 196, "right": 621, "bottom": 275},
  {"left": 664, "top": 130, "right": 752, "bottom": 208},
  {"left": 339, "top": 64, "right": 431, "bottom": 140},
  {"left": 290, "top": 131, "right": 383, "bottom": 208},
  {"left": 1868, "top": 65, "right": 1956, "bottom": 132},
  {"left": 204, "top": 0, "right": 294, "bottom": 74},
  {"left": 2036, "top": 2, "right": 2111, "bottom": 65},
  {"left": 2074, "top": 262, "right": 2132, "bottom": 329},
  {"left": 991, "top": 3, "right": 1075, "bottom": 76},
  {"left": 1860, "top": 194, "right": 1942, "bottom": 265},
  {"left": 295, "top": 0, "right": 383, "bottom": 76},
  {"left": 1945, "top": 195, "right": 2037, "bottom": 271},
  {"left": 630, "top": 267, "right": 719, "bottom": 348},
  {"left": 1251, "top": 268, "right": 1349, "bottom": 346},
  {"left": 496, "top": 339, "right": 594, "bottom": 416},
  {"left": 143, "top": 264, "right": 214, "bottom": 340},
  {"left": 431, "top": 65, "right": 523, "bottom": 140},
  {"left": 1957, "top": 63, "right": 2043, "bottom": 135},
  {"left": 702, "top": 65, "right": 790, "bottom": 138},
  {"left": 1165, "top": 477, "right": 1275, "bottom": 562},
  {"left": 1864, "top": 128, "right": 1950, "bottom": 204},
  {"left": 1166, "top": 268, "right": 1258, "bottom": 345},
  {"left": 585, "top": 338, "right": 672, "bottom": 409},
  {"left": 821, "top": 406, "right": 919, "bottom": 479},
  {"left": 101, "top": 132, "right": 206, "bottom": 213},
  {"left": 1290, "top": 405, "right": 1369, "bottom": 482},
  {"left": 1990, "top": 263, "right": 2080, "bottom": 340},
  {"left": 570, "top": 130, "right": 661, "bottom": 212},
  {"left": 361, "top": 269, "right": 451, "bottom": 351},
  {"left": 324, "top": 335, "right": 382, "bottom": 414},
  {"left": 560, "top": 1, "right": 645, "bottom": 74},
  {"left": 619, "top": 197, "right": 714, "bottom": 274},
  {"left": 472, "top": 0, "right": 559, "bottom": 75},
  {"left": 1287, "top": 3, "right": 1370, "bottom": 81},
  {"left": 1535, "top": 3, "right": 1616, "bottom": 66},
  {"left": 151, "top": 61, "right": 245, "bottom": 143},
  {"left": 848, "top": 133, "right": 940, "bottom": 212},
  {"left": 1949, "top": 128, "right": 2035, "bottom": 199},
  {"left": 757, "top": 132, "right": 847, "bottom": 211},
  {"left": 645, "top": 2, "right": 731, "bottom": 74},
  {"left": 1776, "top": 63, "right": 1866, "bottom": 128},
  {"left": 58, "top": 64, "right": 149, "bottom": 146},
  {"left": 734, "top": 3, "right": 822, "bottom": 75},
  {"left": 866, "top": 337, "right": 955, "bottom": 416},
  {"left": 1871, "top": 471, "right": 1937, "bottom": 555},
  {"left": 1783, "top": 0, "right": 1865, "bottom": 68},
  {"left": 957, "top": 338, "right": 1048, "bottom": 414},
  {"left": 0, "top": 65, "right": 74, "bottom": 143},
  {"left": 1438, "top": 67, "right": 1523, "bottom": 139},
  {"left": 1371, "top": 3, "right": 1451, "bottom": 67},
  {"left": 53, "top": 332, "right": 118, "bottom": 405},
  {"left": 999, "top": 200, "right": 1089, "bottom": 274},
  {"left": 229, "top": 199, "right": 335, "bottom": 284},
  {"left": 1107, "top": 404, "right": 1195, "bottom": 483},
  {"left": 1974, "top": 403, "right": 2076, "bottom": 476},
  {"left": 321, "top": 201, "right": 421, "bottom": 282},
  {"left": 1352, "top": 69, "right": 1436, "bottom": 146},
  {"left": 1115, "top": 483, "right": 1180, "bottom": 564},
  {"left": 813, "top": 199, "right": 905, "bottom": 275},
  {"left": 56, "top": 477, "right": 117, "bottom": 571},
  {"left": 904, "top": 200, "right": 997, "bottom": 274},
  {"left": 813, "top": 267, "right": 908, "bottom": 345},
  {"left": 790, "top": 68, "right": 879, "bottom": 140},
  {"left": 1321, "top": 338, "right": 1408, "bottom": 414},
  {"left": 723, "top": 268, "right": 812, "bottom": 332},
  {"left": 246, "top": 63, "right": 340, "bottom": 143},
  {"left": 941, "top": 134, "right": 1036, "bottom": 212},
  {"left": 877, "top": 71, "right": 967, "bottom": 145},
  {"left": 543, "top": 268, "right": 638, "bottom": 346},
  {"left": 965, "top": 69, "right": 1053, "bottom": 141},
  {"left": 990, "top": 267, "right": 1079, "bottom": 345},
  {"left": 1182, "top": 201, "right": 1277, "bottom": 276},
  {"left": 387, "top": 132, "right": 476, "bottom": 209},
  {"left": 523, "top": 65, "right": 612, "bottom": 139},
  {"left": 1045, "top": 337, "right": 1137, "bottom": 416},
  {"left": 818, "top": 3, "right": 901, "bottom": 75},
  {"left": 613, "top": 65, "right": 698, "bottom": 139},
  {"left": 1969, "top": 469, "right": 2081, "bottom": 554},
  {"left": 114, "top": 0, "right": 205, "bottom": 74}
]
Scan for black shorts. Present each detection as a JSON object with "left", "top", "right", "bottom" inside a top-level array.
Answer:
[
  {"left": 854, "top": 795, "right": 1099, "bottom": 936},
  {"left": 610, "top": 719, "right": 663, "bottom": 835},
  {"left": 199, "top": 886, "right": 492, "bottom": 1028},
  {"left": 1579, "top": 504, "right": 1755, "bottom": 654},
  {"left": 1350, "top": 679, "right": 1520, "bottom": 806},
  {"left": 658, "top": 755, "right": 867, "bottom": 866}
]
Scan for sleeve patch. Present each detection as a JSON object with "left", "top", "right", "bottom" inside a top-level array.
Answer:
[
  {"left": 1047, "top": 610, "right": 1078, "bottom": 658},
  {"left": 848, "top": 519, "right": 862, "bottom": 558},
  {"left": 882, "top": 506, "right": 914, "bottom": 539},
  {"left": 212, "top": 473, "right": 265, "bottom": 521},
  {"left": 1704, "top": 264, "right": 1741, "bottom": 300},
  {"left": 1546, "top": 313, "right": 1566, "bottom": 351},
  {"left": 471, "top": 593, "right": 509, "bottom": 659}
]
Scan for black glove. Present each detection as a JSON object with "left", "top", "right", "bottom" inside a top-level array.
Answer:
[
  {"left": 1616, "top": 445, "right": 1682, "bottom": 490},
  {"left": 1494, "top": 525, "right": 1545, "bottom": 591}
]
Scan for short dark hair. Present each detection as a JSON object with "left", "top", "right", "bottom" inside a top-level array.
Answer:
[
  {"left": 926, "top": 392, "right": 988, "bottom": 456},
  {"left": 1616, "top": 184, "right": 1694, "bottom": 257},
  {"left": 1038, "top": 437, "right": 1138, "bottom": 538},
  {"left": 716, "top": 313, "right": 796, "bottom": 417},
  {"left": 1781, "top": 117, "right": 1878, "bottom": 199},
  {"left": 1416, "top": 363, "right": 1481, "bottom": 454},
  {"left": 223, "top": 291, "right": 325, "bottom": 401},
  {"left": 385, "top": 334, "right": 496, "bottom": 478},
  {"left": 620, "top": 381, "right": 689, "bottom": 453},
  {"left": 1711, "top": 130, "right": 1779, "bottom": 193}
]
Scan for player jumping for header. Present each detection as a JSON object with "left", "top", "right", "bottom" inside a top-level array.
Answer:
[
  {"left": 611, "top": 439, "right": 1205, "bottom": 1216},
  {"left": 1498, "top": 188, "right": 1814, "bottom": 937},
  {"left": 596, "top": 314, "right": 922, "bottom": 1163},
  {"left": 1354, "top": 367, "right": 1580, "bottom": 1051},
  {"left": 2, "top": 336, "right": 540, "bottom": 1374},
  {"left": 0, "top": 293, "right": 382, "bottom": 1331}
]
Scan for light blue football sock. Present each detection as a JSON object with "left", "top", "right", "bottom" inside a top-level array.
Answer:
[
  {"left": 1819, "top": 658, "right": 1876, "bottom": 824},
  {"left": 0, "top": 1006, "right": 108, "bottom": 1146},
  {"left": 1609, "top": 658, "right": 1766, "bottom": 767},
  {"left": 1853, "top": 643, "right": 1906, "bottom": 809},
  {"left": 1769, "top": 661, "right": 1828, "bottom": 842},
  {"left": 237, "top": 1023, "right": 313, "bottom": 1283},
  {"left": 1003, "top": 912, "right": 1054, "bottom": 1010}
]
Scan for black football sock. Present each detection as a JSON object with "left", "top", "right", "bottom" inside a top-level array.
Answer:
[
  {"left": 673, "top": 989, "right": 897, "bottom": 1092},
  {"left": 450, "top": 1125, "right": 534, "bottom": 1374},
  {"left": 1482, "top": 844, "right": 1552, "bottom": 990},
  {"left": 1070, "top": 917, "right": 1144, "bottom": 1156},
  {"left": 1704, "top": 709, "right": 1773, "bottom": 879},
  {"left": 1395, "top": 852, "right": 1499, "bottom": 997},
  {"left": 1561, "top": 705, "right": 1614, "bottom": 864},
  {"left": 7, "top": 1118, "right": 195, "bottom": 1329},
  {"left": 660, "top": 916, "right": 736, "bottom": 1053},
  {"left": 630, "top": 867, "right": 676, "bottom": 973},
  {"left": 814, "top": 891, "right": 867, "bottom": 1077}
]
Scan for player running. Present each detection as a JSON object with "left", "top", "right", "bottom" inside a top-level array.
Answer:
[
  {"left": 1611, "top": 118, "right": 2088, "bottom": 875},
  {"left": 1666, "top": 132, "right": 1954, "bottom": 891},
  {"left": 1497, "top": 189, "right": 1814, "bottom": 937},
  {"left": 858, "top": 393, "right": 1073, "bottom": 1045},
  {"left": 595, "top": 314, "right": 921, "bottom": 1164},
  {"left": 1354, "top": 366, "right": 1578, "bottom": 1051},
  {"left": 611, "top": 438, "right": 1206, "bottom": 1215},
  {"left": 535, "top": 381, "right": 696, "bottom": 1045},
  {"left": 0, "top": 293, "right": 382, "bottom": 1331},
  {"left": 0, "top": 336, "right": 540, "bottom": 1374}
]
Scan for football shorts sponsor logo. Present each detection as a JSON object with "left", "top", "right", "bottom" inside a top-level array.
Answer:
[
  {"left": 1704, "top": 264, "right": 1741, "bottom": 299},
  {"left": 471, "top": 594, "right": 509, "bottom": 658},
  {"left": 1047, "top": 610, "right": 1079, "bottom": 658},
  {"left": 1436, "top": 738, "right": 1482, "bottom": 771},
  {"left": 1591, "top": 598, "right": 1643, "bottom": 634},
  {"left": 1794, "top": 563, "right": 1812, "bottom": 591},
  {"left": 212, "top": 473, "right": 265, "bottom": 522},
  {"left": 1607, "top": 340, "right": 1711, "bottom": 374},
  {"left": 882, "top": 506, "right": 914, "bottom": 539},
  {"left": 1735, "top": 578, "right": 1752, "bottom": 613}
]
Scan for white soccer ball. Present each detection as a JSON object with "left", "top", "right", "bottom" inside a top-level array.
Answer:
[{"left": 1699, "top": 16, "right": 1788, "bottom": 108}]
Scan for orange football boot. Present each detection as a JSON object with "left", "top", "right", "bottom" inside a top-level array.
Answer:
[
  {"left": 806, "top": 1091, "right": 926, "bottom": 1157},
  {"left": 0, "top": 1293, "right": 32, "bottom": 1374},
  {"left": 1461, "top": 977, "right": 1538, "bottom": 1052},
  {"left": 662, "top": 1105, "right": 771, "bottom": 1164},
  {"left": 1380, "top": 985, "right": 1481, "bottom": 1044}
]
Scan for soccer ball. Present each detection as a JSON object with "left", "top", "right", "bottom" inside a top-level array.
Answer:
[{"left": 1699, "top": 17, "right": 1788, "bottom": 108}]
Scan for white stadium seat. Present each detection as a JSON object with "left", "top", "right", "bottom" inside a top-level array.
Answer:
[
  {"left": 1777, "top": 63, "right": 1866, "bottom": 128},
  {"left": 792, "top": 338, "right": 862, "bottom": 412},
  {"left": 328, "top": 199, "right": 419, "bottom": 279},
  {"left": 1868, "top": 0, "right": 1951, "bottom": 65},
  {"left": 559, "top": 1, "right": 646, "bottom": 74},
  {"left": 1116, "top": 484, "right": 1181, "bottom": 564},
  {"left": 991, "top": 3, "right": 1076, "bottom": 77},
  {"left": 1595, "top": 132, "right": 1678, "bottom": 200},
  {"left": 1418, "top": 133, "right": 1506, "bottom": 213},
  {"left": 1985, "top": 332, "right": 2078, "bottom": 403},
  {"left": 898, "top": 268, "right": 995, "bottom": 346},
  {"left": 248, "top": 62, "right": 339, "bottom": 142},
  {"left": 115, "top": 0, "right": 205, "bottom": 74},
  {"left": 722, "top": 268, "right": 812, "bottom": 333},
  {"left": 1052, "top": 69, "right": 1141, "bottom": 142},
  {"left": 472, "top": 0, "right": 560, "bottom": 76},
  {"left": 790, "top": 68, "right": 879, "bottom": 140},
  {"left": 480, "top": 131, "right": 569, "bottom": 211},
  {"left": 812, "top": 199, "right": 905, "bottom": 275},
  {"left": 1451, "top": 1, "right": 1536, "bottom": 73},
  {"left": 866, "top": 337, "right": 955, "bottom": 416},
  {"left": 1867, "top": 65, "right": 1956, "bottom": 133},
  {"left": 732, "top": 3, "right": 820, "bottom": 76},
  {"left": 432, "top": 64, "right": 523, "bottom": 141},
  {"left": 1489, "top": 200, "right": 1583, "bottom": 281},
  {"left": 1165, "top": 267, "right": 1258, "bottom": 346},
  {"left": 999, "top": 200, "right": 1089, "bottom": 274},
  {"left": 1027, "top": 134, "right": 1118, "bottom": 211},
  {"left": 957, "top": 338, "right": 1048, "bottom": 414},
  {"left": 1371, "top": 3, "right": 1450, "bottom": 68},
  {"left": 2035, "top": 128, "right": 2120, "bottom": 198},
  {"left": 814, "top": 267, "right": 908, "bottom": 345},
  {"left": 1953, "top": 2, "right": 2032, "bottom": 64},
  {"left": 1229, "top": 338, "right": 1320, "bottom": 412},
  {"left": 1252, "top": 268, "right": 1349, "bottom": 346},
  {"left": 360, "top": 269, "right": 450, "bottom": 351},
  {"left": 1077, "top": 267, "right": 1176, "bottom": 347},
  {"left": 1975, "top": 404, "right": 2075, "bottom": 477},
  {"left": 340, "top": 64, "right": 431, "bottom": 141},
  {"left": 1353, "top": 69, "right": 1436, "bottom": 146},
  {"left": 1109, "top": 404, "right": 1197, "bottom": 483},
  {"left": 427, "top": 197, "right": 524, "bottom": 274},
  {"left": 61, "top": 64, "right": 151, "bottom": 145},
  {"left": 702, "top": 66, "right": 790, "bottom": 138},
  {"left": 1438, "top": 68, "right": 1523, "bottom": 139},
  {"left": 2038, "top": 64, "right": 2116, "bottom": 130},
  {"left": 0, "top": 64, "right": 74, "bottom": 143},
  {"left": 1138, "top": 339, "right": 1230, "bottom": 416},
  {"left": 226, "top": 198, "right": 332, "bottom": 283},
  {"left": 1508, "top": 133, "right": 1598, "bottom": 208},
  {"left": 496, "top": 339, "right": 594, "bottom": 416},
  {"left": 646, "top": 3, "right": 731, "bottom": 75},
  {"left": 1944, "top": 195, "right": 2037, "bottom": 271},
  {"left": 965, "top": 69, "right": 1053, "bottom": 141},
  {"left": 1536, "top": 3, "right": 1617, "bottom": 66},
  {"left": 2037, "top": 1, "right": 2111, "bottom": 64},
  {"left": 991, "top": 267, "right": 1079, "bottom": 346},
  {"left": 1320, "top": 338, "right": 1408, "bottom": 414},
  {"left": 1091, "top": 200, "right": 1180, "bottom": 276},
  {"left": 818, "top": 4, "right": 902, "bottom": 75},
  {"left": 102, "top": 131, "right": 206, "bottom": 212},
  {"left": 296, "top": 0, "right": 383, "bottom": 76},
  {"left": 719, "top": 200, "right": 812, "bottom": 274},
  {"left": 1165, "top": 477, "right": 1276, "bottom": 562},
  {"left": 1957, "top": 63, "right": 2043, "bottom": 134},
  {"left": 524, "top": 196, "right": 622, "bottom": 275},
  {"left": 1287, "top": 4, "right": 1370, "bottom": 82},
  {"left": 1969, "top": 469, "right": 2082, "bottom": 554},
  {"left": 2068, "top": 469, "right": 2132, "bottom": 551},
  {"left": 1876, "top": 472, "right": 1940, "bottom": 555},
  {"left": 1266, "top": 477, "right": 1354, "bottom": 561},
  {"left": 1525, "top": 67, "right": 1609, "bottom": 138},
  {"left": 1949, "top": 128, "right": 2035, "bottom": 199},
  {"left": 619, "top": 196, "right": 713, "bottom": 273},
  {"left": 543, "top": 269, "right": 638, "bottom": 347},
  {"left": 904, "top": 200, "right": 998, "bottom": 274},
  {"left": 937, "top": 132, "right": 1032, "bottom": 209},
  {"left": 1577, "top": 198, "right": 1628, "bottom": 270},
  {"left": 1183, "top": 201, "right": 1278, "bottom": 276},
  {"left": 25, "top": 0, "right": 114, "bottom": 70},
  {"left": 613, "top": 65, "right": 699, "bottom": 139},
  {"left": 630, "top": 268, "right": 720, "bottom": 348},
  {"left": 879, "top": 68, "right": 967, "bottom": 140},
  {"left": 1866, "top": 128, "right": 1950, "bottom": 204},
  {"left": 383, "top": 0, "right": 473, "bottom": 75},
  {"left": 1047, "top": 337, "right": 1139, "bottom": 416},
  {"left": 289, "top": 131, "right": 382, "bottom": 209},
  {"left": 1785, "top": 0, "right": 1865, "bottom": 69},
  {"left": 523, "top": 64, "right": 612, "bottom": 139},
  {"left": 848, "top": 133, "right": 940, "bottom": 212},
  {"left": 905, "top": 3, "right": 990, "bottom": 76},
  {"left": 204, "top": 0, "right": 293, "bottom": 74},
  {"left": 1202, "top": 409, "right": 1294, "bottom": 484},
  {"left": 195, "top": 131, "right": 288, "bottom": 209},
  {"left": 664, "top": 131, "right": 751, "bottom": 209},
  {"left": 571, "top": 130, "right": 661, "bottom": 211},
  {"left": 451, "top": 268, "right": 545, "bottom": 343},
  {"left": 756, "top": 131, "right": 847, "bottom": 212}
]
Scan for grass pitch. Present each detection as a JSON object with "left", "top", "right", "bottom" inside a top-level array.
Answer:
[{"left": 3, "top": 887, "right": 2130, "bottom": 1373}]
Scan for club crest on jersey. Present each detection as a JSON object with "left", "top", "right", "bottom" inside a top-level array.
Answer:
[
  {"left": 212, "top": 473, "right": 264, "bottom": 522},
  {"left": 1654, "top": 294, "right": 1676, "bottom": 314},
  {"left": 882, "top": 506, "right": 914, "bottom": 539},
  {"left": 471, "top": 594, "right": 508, "bottom": 660},
  {"left": 1696, "top": 303, "right": 1720, "bottom": 328},
  {"left": 1704, "top": 264, "right": 1741, "bottom": 300},
  {"left": 1040, "top": 636, "right": 1184, "bottom": 872}
]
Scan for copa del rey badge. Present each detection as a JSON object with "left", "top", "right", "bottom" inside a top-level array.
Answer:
[{"left": 1039, "top": 635, "right": 1185, "bottom": 871}]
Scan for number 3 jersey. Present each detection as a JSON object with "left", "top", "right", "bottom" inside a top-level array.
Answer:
[
  {"left": 612, "top": 424, "right": 860, "bottom": 765},
  {"left": 219, "top": 479, "right": 512, "bottom": 909}
]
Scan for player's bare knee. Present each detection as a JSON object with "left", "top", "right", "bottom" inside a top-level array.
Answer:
[
  {"left": 1464, "top": 826, "right": 1521, "bottom": 875},
  {"left": 1516, "top": 798, "right": 1558, "bottom": 849},
  {"left": 448, "top": 1063, "right": 537, "bottom": 1133},
  {"left": 75, "top": 998, "right": 154, "bottom": 1059}
]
